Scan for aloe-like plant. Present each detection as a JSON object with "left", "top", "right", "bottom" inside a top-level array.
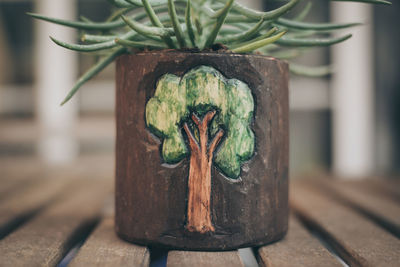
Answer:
[{"left": 28, "top": 0, "right": 391, "bottom": 105}]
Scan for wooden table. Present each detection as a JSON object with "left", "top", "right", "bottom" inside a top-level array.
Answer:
[{"left": 0, "top": 157, "right": 399, "bottom": 267}]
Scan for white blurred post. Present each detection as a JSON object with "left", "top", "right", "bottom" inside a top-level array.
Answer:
[
  {"left": 331, "top": 3, "right": 374, "bottom": 178},
  {"left": 34, "top": 0, "right": 79, "bottom": 164}
]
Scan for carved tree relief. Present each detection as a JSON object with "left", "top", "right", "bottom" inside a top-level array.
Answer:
[{"left": 145, "top": 66, "right": 255, "bottom": 233}]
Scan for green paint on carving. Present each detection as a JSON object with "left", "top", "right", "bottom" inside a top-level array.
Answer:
[{"left": 145, "top": 66, "right": 255, "bottom": 179}]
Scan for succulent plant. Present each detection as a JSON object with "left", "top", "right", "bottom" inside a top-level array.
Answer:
[{"left": 28, "top": 0, "right": 391, "bottom": 105}]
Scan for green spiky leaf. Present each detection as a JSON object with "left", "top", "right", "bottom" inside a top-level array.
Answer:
[
  {"left": 289, "top": 63, "right": 332, "bottom": 77},
  {"left": 61, "top": 48, "right": 127, "bottom": 105},
  {"left": 121, "top": 15, "right": 175, "bottom": 37},
  {"left": 232, "top": 31, "right": 286, "bottom": 53},
  {"left": 277, "top": 34, "right": 352, "bottom": 47},
  {"left": 204, "top": 0, "right": 234, "bottom": 48},
  {"left": 185, "top": 0, "right": 196, "bottom": 46},
  {"left": 168, "top": 0, "right": 186, "bottom": 48},
  {"left": 276, "top": 18, "right": 361, "bottom": 31}
]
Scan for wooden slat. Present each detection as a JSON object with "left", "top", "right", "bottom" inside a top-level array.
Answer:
[
  {"left": 0, "top": 162, "right": 43, "bottom": 201},
  {"left": 0, "top": 158, "right": 42, "bottom": 178},
  {"left": 353, "top": 178, "right": 400, "bottom": 203},
  {"left": 167, "top": 250, "right": 244, "bottom": 267},
  {"left": 0, "top": 178, "right": 72, "bottom": 239},
  {"left": 0, "top": 176, "right": 42, "bottom": 202},
  {"left": 258, "top": 215, "right": 341, "bottom": 267},
  {"left": 69, "top": 217, "right": 149, "bottom": 267},
  {"left": 0, "top": 155, "right": 112, "bottom": 204},
  {"left": 312, "top": 178, "right": 400, "bottom": 237},
  {"left": 0, "top": 178, "right": 112, "bottom": 267},
  {"left": 290, "top": 181, "right": 400, "bottom": 267}
]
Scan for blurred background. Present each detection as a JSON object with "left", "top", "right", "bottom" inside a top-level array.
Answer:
[{"left": 0, "top": 0, "right": 399, "bottom": 179}]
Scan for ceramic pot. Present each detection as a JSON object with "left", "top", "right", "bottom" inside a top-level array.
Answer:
[{"left": 115, "top": 51, "right": 289, "bottom": 250}]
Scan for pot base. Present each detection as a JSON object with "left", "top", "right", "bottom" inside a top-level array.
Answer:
[{"left": 115, "top": 224, "right": 288, "bottom": 251}]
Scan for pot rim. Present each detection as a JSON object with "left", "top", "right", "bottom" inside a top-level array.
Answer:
[{"left": 123, "top": 50, "right": 288, "bottom": 66}]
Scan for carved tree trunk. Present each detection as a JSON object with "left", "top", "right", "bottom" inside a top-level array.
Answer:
[{"left": 183, "top": 111, "right": 224, "bottom": 233}]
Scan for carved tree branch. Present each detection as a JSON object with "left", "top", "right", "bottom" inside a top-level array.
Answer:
[
  {"left": 183, "top": 122, "right": 200, "bottom": 152},
  {"left": 191, "top": 113, "right": 201, "bottom": 128},
  {"left": 201, "top": 110, "right": 217, "bottom": 130},
  {"left": 208, "top": 129, "right": 224, "bottom": 157}
]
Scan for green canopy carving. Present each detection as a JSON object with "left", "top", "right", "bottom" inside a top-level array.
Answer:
[{"left": 146, "top": 65, "right": 254, "bottom": 179}]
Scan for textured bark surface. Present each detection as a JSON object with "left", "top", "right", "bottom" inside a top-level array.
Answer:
[{"left": 115, "top": 52, "right": 289, "bottom": 250}]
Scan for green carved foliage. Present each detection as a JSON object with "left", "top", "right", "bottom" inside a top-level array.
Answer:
[
  {"left": 146, "top": 76, "right": 188, "bottom": 163},
  {"left": 145, "top": 66, "right": 254, "bottom": 179}
]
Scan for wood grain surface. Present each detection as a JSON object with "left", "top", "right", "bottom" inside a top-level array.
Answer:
[
  {"left": 70, "top": 217, "right": 149, "bottom": 267},
  {"left": 311, "top": 178, "right": 400, "bottom": 237},
  {"left": 361, "top": 178, "right": 400, "bottom": 202},
  {"left": 258, "top": 215, "right": 341, "bottom": 267},
  {"left": 0, "top": 177, "right": 72, "bottom": 239},
  {"left": 167, "top": 250, "right": 244, "bottom": 267},
  {"left": 0, "top": 178, "right": 112, "bottom": 267},
  {"left": 290, "top": 181, "right": 400, "bottom": 267}
]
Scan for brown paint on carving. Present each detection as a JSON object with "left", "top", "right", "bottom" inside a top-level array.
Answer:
[{"left": 183, "top": 111, "right": 224, "bottom": 233}]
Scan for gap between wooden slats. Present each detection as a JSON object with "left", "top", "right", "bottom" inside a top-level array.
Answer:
[
  {"left": 290, "top": 181, "right": 400, "bottom": 267},
  {"left": 308, "top": 178, "right": 400, "bottom": 237},
  {"left": 69, "top": 217, "right": 150, "bottom": 267},
  {"left": 167, "top": 250, "right": 244, "bottom": 267},
  {"left": 0, "top": 177, "right": 112, "bottom": 267},
  {"left": 257, "top": 215, "right": 342, "bottom": 267}
]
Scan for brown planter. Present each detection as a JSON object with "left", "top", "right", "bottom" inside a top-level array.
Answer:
[{"left": 115, "top": 51, "right": 289, "bottom": 250}]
